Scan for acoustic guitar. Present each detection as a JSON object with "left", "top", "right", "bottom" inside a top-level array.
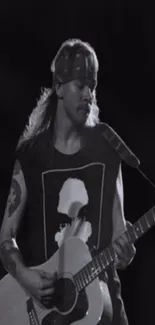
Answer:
[{"left": 0, "top": 206, "right": 155, "bottom": 325}]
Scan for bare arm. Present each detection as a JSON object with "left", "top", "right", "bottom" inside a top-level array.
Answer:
[
  {"left": 0, "top": 159, "right": 28, "bottom": 281},
  {"left": 0, "top": 160, "right": 57, "bottom": 306}
]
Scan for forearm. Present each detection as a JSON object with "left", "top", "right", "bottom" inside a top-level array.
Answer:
[{"left": 0, "top": 238, "right": 27, "bottom": 281}]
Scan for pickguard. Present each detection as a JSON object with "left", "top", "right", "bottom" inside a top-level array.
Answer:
[{"left": 42, "top": 289, "right": 88, "bottom": 325}]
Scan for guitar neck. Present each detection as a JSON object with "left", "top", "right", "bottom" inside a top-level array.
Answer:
[{"left": 74, "top": 205, "right": 155, "bottom": 291}]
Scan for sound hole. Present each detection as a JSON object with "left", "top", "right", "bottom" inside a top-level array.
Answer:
[
  {"left": 52, "top": 277, "right": 76, "bottom": 313},
  {"left": 42, "top": 289, "right": 88, "bottom": 325}
]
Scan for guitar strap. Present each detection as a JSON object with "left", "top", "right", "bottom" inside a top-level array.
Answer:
[
  {"left": 102, "top": 123, "right": 155, "bottom": 189},
  {"left": 101, "top": 123, "right": 140, "bottom": 168}
]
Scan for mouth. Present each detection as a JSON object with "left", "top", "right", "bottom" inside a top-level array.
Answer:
[{"left": 78, "top": 103, "right": 90, "bottom": 115}]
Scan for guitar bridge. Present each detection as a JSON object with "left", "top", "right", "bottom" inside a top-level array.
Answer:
[{"left": 26, "top": 297, "right": 40, "bottom": 325}]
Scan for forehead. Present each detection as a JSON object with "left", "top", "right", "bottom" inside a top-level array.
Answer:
[
  {"left": 62, "top": 80, "right": 79, "bottom": 92},
  {"left": 65, "top": 78, "right": 96, "bottom": 90}
]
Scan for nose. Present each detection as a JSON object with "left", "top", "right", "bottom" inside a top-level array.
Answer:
[{"left": 83, "top": 85, "right": 92, "bottom": 103}]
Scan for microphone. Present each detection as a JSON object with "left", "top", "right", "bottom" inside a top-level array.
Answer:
[{"left": 102, "top": 123, "right": 140, "bottom": 168}]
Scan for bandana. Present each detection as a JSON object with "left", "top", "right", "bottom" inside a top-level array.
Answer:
[{"left": 52, "top": 46, "right": 98, "bottom": 90}]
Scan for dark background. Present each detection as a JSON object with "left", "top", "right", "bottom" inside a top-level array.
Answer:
[{"left": 0, "top": 0, "right": 155, "bottom": 324}]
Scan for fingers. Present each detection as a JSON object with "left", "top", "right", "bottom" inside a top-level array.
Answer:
[
  {"left": 114, "top": 237, "right": 136, "bottom": 258},
  {"left": 41, "top": 278, "right": 56, "bottom": 290},
  {"left": 39, "top": 270, "right": 57, "bottom": 280},
  {"left": 112, "top": 227, "right": 136, "bottom": 270},
  {"left": 40, "top": 287, "right": 55, "bottom": 296},
  {"left": 39, "top": 279, "right": 56, "bottom": 309},
  {"left": 113, "top": 235, "right": 135, "bottom": 257},
  {"left": 38, "top": 270, "right": 57, "bottom": 289}
]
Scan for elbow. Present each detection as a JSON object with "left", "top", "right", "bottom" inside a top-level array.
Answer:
[{"left": 0, "top": 231, "right": 13, "bottom": 247}]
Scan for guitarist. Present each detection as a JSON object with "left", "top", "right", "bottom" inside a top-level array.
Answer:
[{"left": 0, "top": 39, "right": 136, "bottom": 325}]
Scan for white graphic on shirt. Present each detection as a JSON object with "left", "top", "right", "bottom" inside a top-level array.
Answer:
[{"left": 55, "top": 178, "right": 92, "bottom": 247}]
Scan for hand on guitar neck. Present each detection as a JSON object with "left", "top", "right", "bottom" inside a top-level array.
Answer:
[{"left": 112, "top": 221, "right": 136, "bottom": 270}]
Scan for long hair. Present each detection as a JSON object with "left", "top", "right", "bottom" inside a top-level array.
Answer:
[
  {"left": 16, "top": 87, "right": 57, "bottom": 151},
  {"left": 16, "top": 39, "right": 100, "bottom": 152}
]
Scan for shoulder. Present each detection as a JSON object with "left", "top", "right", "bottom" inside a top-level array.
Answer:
[{"left": 15, "top": 130, "right": 50, "bottom": 166}]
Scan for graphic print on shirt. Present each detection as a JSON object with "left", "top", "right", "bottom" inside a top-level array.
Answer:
[
  {"left": 42, "top": 162, "right": 105, "bottom": 260},
  {"left": 55, "top": 178, "right": 92, "bottom": 247}
]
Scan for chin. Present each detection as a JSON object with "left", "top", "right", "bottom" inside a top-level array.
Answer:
[
  {"left": 76, "top": 115, "right": 89, "bottom": 126},
  {"left": 71, "top": 119, "right": 86, "bottom": 131}
]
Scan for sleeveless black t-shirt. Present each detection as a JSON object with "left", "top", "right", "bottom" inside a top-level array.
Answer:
[
  {"left": 16, "top": 122, "right": 128, "bottom": 325},
  {"left": 16, "top": 122, "right": 121, "bottom": 265}
]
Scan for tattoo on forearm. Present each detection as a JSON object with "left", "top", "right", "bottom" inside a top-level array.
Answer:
[
  {"left": 0, "top": 240, "right": 24, "bottom": 276},
  {"left": 7, "top": 179, "right": 22, "bottom": 218}
]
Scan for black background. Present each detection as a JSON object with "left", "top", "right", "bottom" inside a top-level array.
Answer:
[{"left": 0, "top": 1, "right": 155, "bottom": 324}]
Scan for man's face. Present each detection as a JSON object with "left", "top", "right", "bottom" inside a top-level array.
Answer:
[{"left": 62, "top": 79, "right": 94, "bottom": 126}]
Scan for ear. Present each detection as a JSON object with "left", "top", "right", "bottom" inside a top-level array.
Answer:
[{"left": 55, "top": 83, "right": 64, "bottom": 99}]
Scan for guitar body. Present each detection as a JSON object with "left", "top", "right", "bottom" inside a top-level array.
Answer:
[
  {"left": 1, "top": 205, "right": 154, "bottom": 324},
  {"left": 0, "top": 237, "right": 106, "bottom": 325}
]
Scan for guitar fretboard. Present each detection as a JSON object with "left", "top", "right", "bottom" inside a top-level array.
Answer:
[{"left": 74, "top": 205, "right": 155, "bottom": 292}]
